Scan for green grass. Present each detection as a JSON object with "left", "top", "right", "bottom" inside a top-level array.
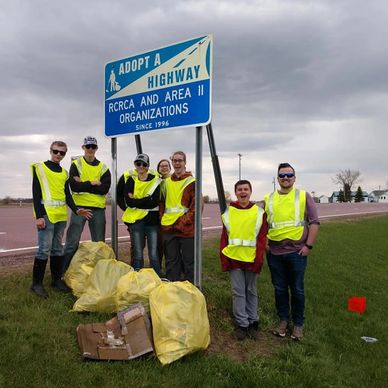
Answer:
[{"left": 1, "top": 216, "right": 388, "bottom": 387}]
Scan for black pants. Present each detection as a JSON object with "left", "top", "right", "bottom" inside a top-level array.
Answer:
[{"left": 163, "top": 234, "right": 194, "bottom": 283}]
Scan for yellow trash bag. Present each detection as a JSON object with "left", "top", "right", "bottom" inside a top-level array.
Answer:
[
  {"left": 115, "top": 268, "right": 162, "bottom": 312},
  {"left": 149, "top": 281, "right": 211, "bottom": 365},
  {"left": 72, "top": 259, "right": 132, "bottom": 313},
  {"left": 64, "top": 241, "right": 116, "bottom": 298}
]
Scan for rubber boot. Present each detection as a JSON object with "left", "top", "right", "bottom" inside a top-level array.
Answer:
[
  {"left": 50, "top": 256, "right": 71, "bottom": 292},
  {"left": 30, "top": 258, "right": 48, "bottom": 298}
]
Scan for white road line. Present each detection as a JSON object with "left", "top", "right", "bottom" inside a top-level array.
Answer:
[
  {"left": 0, "top": 226, "right": 223, "bottom": 254},
  {"left": 0, "top": 232, "right": 7, "bottom": 235}
]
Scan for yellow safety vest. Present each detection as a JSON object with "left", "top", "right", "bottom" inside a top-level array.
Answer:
[
  {"left": 71, "top": 157, "right": 108, "bottom": 208},
  {"left": 161, "top": 176, "right": 196, "bottom": 226},
  {"left": 221, "top": 204, "right": 264, "bottom": 263},
  {"left": 31, "top": 162, "right": 68, "bottom": 223},
  {"left": 264, "top": 188, "right": 306, "bottom": 241},
  {"left": 122, "top": 170, "right": 161, "bottom": 224}
]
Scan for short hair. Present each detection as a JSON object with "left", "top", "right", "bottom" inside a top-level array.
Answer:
[
  {"left": 277, "top": 162, "right": 295, "bottom": 174},
  {"left": 50, "top": 141, "right": 67, "bottom": 151},
  {"left": 157, "top": 159, "right": 171, "bottom": 171},
  {"left": 170, "top": 151, "right": 186, "bottom": 162},
  {"left": 234, "top": 179, "right": 252, "bottom": 193}
]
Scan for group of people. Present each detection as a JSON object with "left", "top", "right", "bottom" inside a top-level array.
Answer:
[
  {"left": 220, "top": 163, "right": 319, "bottom": 341},
  {"left": 30, "top": 137, "right": 196, "bottom": 299},
  {"left": 31, "top": 137, "right": 319, "bottom": 342}
]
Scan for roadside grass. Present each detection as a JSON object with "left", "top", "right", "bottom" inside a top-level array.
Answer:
[{"left": 1, "top": 216, "right": 387, "bottom": 387}]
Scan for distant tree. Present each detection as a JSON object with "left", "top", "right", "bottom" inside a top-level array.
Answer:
[
  {"left": 344, "top": 183, "right": 351, "bottom": 202},
  {"left": 354, "top": 186, "right": 364, "bottom": 202},
  {"left": 332, "top": 169, "right": 361, "bottom": 202},
  {"left": 224, "top": 191, "right": 232, "bottom": 203},
  {"left": 338, "top": 189, "right": 345, "bottom": 203},
  {"left": 203, "top": 195, "right": 210, "bottom": 204}
]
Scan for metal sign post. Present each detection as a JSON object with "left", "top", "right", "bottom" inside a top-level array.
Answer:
[
  {"left": 110, "top": 137, "right": 118, "bottom": 255},
  {"left": 194, "top": 126, "right": 203, "bottom": 288}
]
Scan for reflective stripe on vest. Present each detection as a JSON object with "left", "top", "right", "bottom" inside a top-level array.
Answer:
[
  {"left": 32, "top": 162, "right": 68, "bottom": 223},
  {"left": 71, "top": 157, "right": 108, "bottom": 208},
  {"left": 161, "top": 176, "right": 195, "bottom": 226},
  {"left": 221, "top": 205, "right": 264, "bottom": 263},
  {"left": 122, "top": 170, "right": 161, "bottom": 224},
  {"left": 264, "top": 188, "right": 306, "bottom": 241}
]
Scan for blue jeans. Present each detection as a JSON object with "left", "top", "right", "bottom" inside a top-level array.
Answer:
[
  {"left": 36, "top": 215, "right": 66, "bottom": 261},
  {"left": 267, "top": 251, "right": 307, "bottom": 327},
  {"left": 63, "top": 208, "right": 106, "bottom": 271},
  {"left": 128, "top": 219, "right": 160, "bottom": 276}
]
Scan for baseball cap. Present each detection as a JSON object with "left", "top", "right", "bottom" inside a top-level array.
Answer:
[
  {"left": 134, "top": 153, "right": 150, "bottom": 166},
  {"left": 83, "top": 136, "right": 98, "bottom": 146}
]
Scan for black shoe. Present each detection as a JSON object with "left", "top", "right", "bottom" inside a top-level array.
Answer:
[
  {"left": 248, "top": 321, "right": 259, "bottom": 340},
  {"left": 50, "top": 256, "right": 71, "bottom": 293},
  {"left": 234, "top": 326, "right": 248, "bottom": 341},
  {"left": 30, "top": 284, "right": 48, "bottom": 299},
  {"left": 51, "top": 278, "right": 71, "bottom": 292},
  {"left": 31, "top": 258, "right": 48, "bottom": 298}
]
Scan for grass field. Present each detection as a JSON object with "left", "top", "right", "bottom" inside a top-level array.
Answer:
[{"left": 1, "top": 216, "right": 387, "bottom": 388}]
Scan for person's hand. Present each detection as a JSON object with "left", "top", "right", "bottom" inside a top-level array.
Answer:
[
  {"left": 128, "top": 192, "right": 134, "bottom": 198},
  {"left": 298, "top": 245, "right": 310, "bottom": 256},
  {"left": 36, "top": 218, "right": 45, "bottom": 230},
  {"left": 73, "top": 176, "right": 81, "bottom": 182},
  {"left": 77, "top": 208, "right": 93, "bottom": 219},
  {"left": 90, "top": 180, "right": 101, "bottom": 186}
]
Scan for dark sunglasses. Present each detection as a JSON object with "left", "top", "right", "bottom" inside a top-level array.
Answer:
[
  {"left": 85, "top": 144, "right": 97, "bottom": 149},
  {"left": 135, "top": 161, "right": 148, "bottom": 168},
  {"left": 278, "top": 173, "right": 295, "bottom": 178},
  {"left": 52, "top": 149, "right": 66, "bottom": 156}
]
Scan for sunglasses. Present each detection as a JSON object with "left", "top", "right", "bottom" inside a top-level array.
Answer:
[
  {"left": 278, "top": 173, "right": 295, "bottom": 178},
  {"left": 85, "top": 144, "right": 97, "bottom": 149},
  {"left": 135, "top": 161, "right": 148, "bottom": 168},
  {"left": 52, "top": 149, "right": 66, "bottom": 156},
  {"left": 172, "top": 159, "right": 184, "bottom": 163}
]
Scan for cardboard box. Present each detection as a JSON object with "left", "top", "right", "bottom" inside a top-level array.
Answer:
[{"left": 76, "top": 303, "right": 154, "bottom": 360}]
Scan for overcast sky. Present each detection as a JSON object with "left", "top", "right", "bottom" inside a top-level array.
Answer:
[{"left": 1, "top": 0, "right": 387, "bottom": 201}]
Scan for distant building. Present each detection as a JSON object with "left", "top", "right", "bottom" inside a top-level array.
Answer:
[
  {"left": 379, "top": 191, "right": 388, "bottom": 203},
  {"left": 368, "top": 190, "right": 385, "bottom": 203},
  {"left": 330, "top": 191, "right": 368, "bottom": 203},
  {"left": 319, "top": 195, "right": 329, "bottom": 203}
]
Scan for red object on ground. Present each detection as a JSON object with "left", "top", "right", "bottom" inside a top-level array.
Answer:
[{"left": 348, "top": 296, "right": 367, "bottom": 313}]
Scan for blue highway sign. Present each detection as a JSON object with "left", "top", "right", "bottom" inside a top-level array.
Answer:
[{"left": 105, "top": 35, "right": 212, "bottom": 137}]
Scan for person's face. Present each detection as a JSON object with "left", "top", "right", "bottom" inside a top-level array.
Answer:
[
  {"left": 134, "top": 160, "right": 149, "bottom": 174},
  {"left": 82, "top": 144, "right": 98, "bottom": 157},
  {"left": 171, "top": 154, "right": 186, "bottom": 176},
  {"left": 50, "top": 145, "right": 67, "bottom": 164},
  {"left": 158, "top": 161, "right": 171, "bottom": 178},
  {"left": 277, "top": 167, "right": 296, "bottom": 190},
  {"left": 235, "top": 183, "right": 252, "bottom": 205}
]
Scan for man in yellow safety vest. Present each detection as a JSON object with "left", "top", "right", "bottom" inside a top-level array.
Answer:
[
  {"left": 160, "top": 151, "right": 196, "bottom": 283},
  {"left": 220, "top": 180, "right": 268, "bottom": 341},
  {"left": 264, "top": 162, "right": 320, "bottom": 340},
  {"left": 63, "top": 136, "right": 111, "bottom": 273},
  {"left": 31, "top": 141, "right": 92, "bottom": 298},
  {"left": 117, "top": 153, "right": 161, "bottom": 275}
]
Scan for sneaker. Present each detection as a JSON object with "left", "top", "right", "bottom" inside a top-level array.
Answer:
[
  {"left": 247, "top": 321, "right": 259, "bottom": 340},
  {"left": 272, "top": 320, "right": 288, "bottom": 337},
  {"left": 233, "top": 326, "right": 248, "bottom": 341},
  {"left": 291, "top": 326, "right": 304, "bottom": 341}
]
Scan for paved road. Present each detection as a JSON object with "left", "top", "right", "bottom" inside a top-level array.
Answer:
[{"left": 1, "top": 202, "right": 388, "bottom": 255}]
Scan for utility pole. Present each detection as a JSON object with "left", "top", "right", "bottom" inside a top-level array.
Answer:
[
  {"left": 238, "top": 153, "right": 242, "bottom": 180},
  {"left": 272, "top": 177, "right": 276, "bottom": 192}
]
